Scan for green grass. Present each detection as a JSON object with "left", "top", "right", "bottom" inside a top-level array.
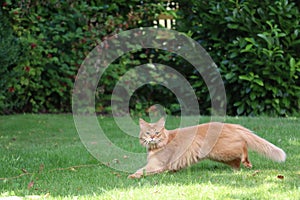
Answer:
[{"left": 0, "top": 114, "right": 299, "bottom": 199}]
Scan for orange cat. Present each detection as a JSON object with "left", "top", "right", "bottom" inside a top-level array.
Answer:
[{"left": 128, "top": 118, "right": 286, "bottom": 178}]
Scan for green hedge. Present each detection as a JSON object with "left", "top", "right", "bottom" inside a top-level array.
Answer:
[
  {"left": 0, "top": 0, "right": 166, "bottom": 114},
  {"left": 178, "top": 0, "right": 300, "bottom": 115},
  {"left": 1, "top": 0, "right": 300, "bottom": 116}
]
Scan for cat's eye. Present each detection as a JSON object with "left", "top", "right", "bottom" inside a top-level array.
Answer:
[
  {"left": 155, "top": 132, "right": 160, "bottom": 135},
  {"left": 146, "top": 132, "right": 150, "bottom": 135}
]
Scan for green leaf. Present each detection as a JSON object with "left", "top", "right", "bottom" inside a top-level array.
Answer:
[
  {"left": 239, "top": 75, "right": 253, "bottom": 81},
  {"left": 20, "top": 77, "right": 29, "bottom": 86},
  {"left": 257, "top": 33, "right": 272, "bottom": 48},
  {"left": 241, "top": 44, "right": 253, "bottom": 53},
  {"left": 227, "top": 23, "right": 239, "bottom": 29},
  {"left": 253, "top": 79, "right": 264, "bottom": 86},
  {"left": 250, "top": 93, "right": 256, "bottom": 100},
  {"left": 244, "top": 37, "right": 256, "bottom": 44},
  {"left": 225, "top": 72, "right": 235, "bottom": 80},
  {"left": 290, "top": 57, "right": 296, "bottom": 77},
  {"left": 237, "top": 105, "right": 245, "bottom": 115},
  {"left": 290, "top": 57, "right": 296, "bottom": 68},
  {"left": 139, "top": 53, "right": 147, "bottom": 59}
]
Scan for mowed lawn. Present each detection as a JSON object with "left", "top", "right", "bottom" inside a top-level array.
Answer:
[{"left": 0, "top": 114, "right": 299, "bottom": 199}]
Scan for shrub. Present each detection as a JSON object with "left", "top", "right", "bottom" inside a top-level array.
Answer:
[
  {"left": 1, "top": 0, "right": 299, "bottom": 116},
  {"left": 0, "top": 0, "right": 168, "bottom": 114},
  {"left": 177, "top": 0, "right": 300, "bottom": 116},
  {"left": 0, "top": 10, "right": 22, "bottom": 113}
]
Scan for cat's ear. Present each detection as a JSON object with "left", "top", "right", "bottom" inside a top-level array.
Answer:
[
  {"left": 139, "top": 118, "right": 148, "bottom": 129},
  {"left": 156, "top": 117, "right": 165, "bottom": 129}
]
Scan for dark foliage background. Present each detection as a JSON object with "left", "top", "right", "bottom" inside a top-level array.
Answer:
[{"left": 1, "top": 0, "right": 299, "bottom": 116}]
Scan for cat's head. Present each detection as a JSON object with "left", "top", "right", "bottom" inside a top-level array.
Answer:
[{"left": 139, "top": 118, "right": 168, "bottom": 150}]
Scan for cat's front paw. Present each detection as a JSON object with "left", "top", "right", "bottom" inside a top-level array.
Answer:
[{"left": 128, "top": 173, "right": 143, "bottom": 179}]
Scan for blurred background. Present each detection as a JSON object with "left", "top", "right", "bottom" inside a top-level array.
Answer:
[{"left": 1, "top": 0, "right": 299, "bottom": 116}]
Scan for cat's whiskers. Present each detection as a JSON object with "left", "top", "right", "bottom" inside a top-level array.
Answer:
[{"left": 140, "top": 137, "right": 150, "bottom": 147}]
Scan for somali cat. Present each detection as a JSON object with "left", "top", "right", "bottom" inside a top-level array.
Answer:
[{"left": 128, "top": 118, "right": 286, "bottom": 178}]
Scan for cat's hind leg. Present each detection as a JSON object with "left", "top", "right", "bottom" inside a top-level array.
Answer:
[
  {"left": 241, "top": 142, "right": 252, "bottom": 168},
  {"left": 225, "top": 158, "right": 241, "bottom": 170},
  {"left": 224, "top": 142, "right": 252, "bottom": 170}
]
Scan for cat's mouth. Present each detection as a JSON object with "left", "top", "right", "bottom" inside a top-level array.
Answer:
[
  {"left": 148, "top": 140, "right": 159, "bottom": 149},
  {"left": 149, "top": 140, "right": 157, "bottom": 144},
  {"left": 140, "top": 137, "right": 161, "bottom": 148}
]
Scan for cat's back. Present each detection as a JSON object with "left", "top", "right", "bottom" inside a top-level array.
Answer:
[
  {"left": 169, "top": 122, "right": 244, "bottom": 138},
  {"left": 168, "top": 122, "right": 219, "bottom": 137}
]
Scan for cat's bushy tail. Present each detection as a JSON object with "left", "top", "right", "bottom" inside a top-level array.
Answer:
[{"left": 239, "top": 126, "right": 286, "bottom": 162}]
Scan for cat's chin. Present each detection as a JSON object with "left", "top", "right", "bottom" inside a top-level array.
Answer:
[
  {"left": 145, "top": 142, "right": 160, "bottom": 150},
  {"left": 149, "top": 140, "right": 157, "bottom": 144},
  {"left": 148, "top": 143, "right": 158, "bottom": 149},
  {"left": 148, "top": 141, "right": 167, "bottom": 150}
]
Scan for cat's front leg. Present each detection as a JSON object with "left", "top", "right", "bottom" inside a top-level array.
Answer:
[
  {"left": 128, "top": 166, "right": 165, "bottom": 179},
  {"left": 128, "top": 171, "right": 143, "bottom": 179},
  {"left": 128, "top": 155, "right": 166, "bottom": 178},
  {"left": 128, "top": 168, "right": 148, "bottom": 179}
]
